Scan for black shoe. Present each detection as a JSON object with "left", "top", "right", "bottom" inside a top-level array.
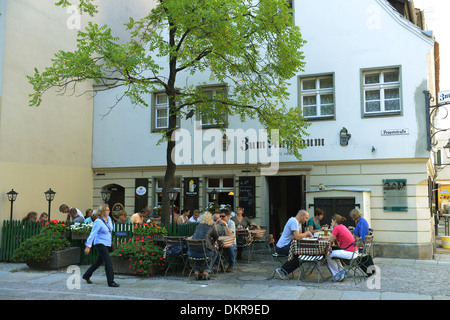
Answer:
[
  {"left": 82, "top": 275, "right": 93, "bottom": 284},
  {"left": 108, "top": 282, "right": 120, "bottom": 287},
  {"left": 195, "top": 273, "right": 202, "bottom": 281}
]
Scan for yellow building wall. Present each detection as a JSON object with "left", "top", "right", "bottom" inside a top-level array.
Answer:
[{"left": 0, "top": 0, "right": 94, "bottom": 221}]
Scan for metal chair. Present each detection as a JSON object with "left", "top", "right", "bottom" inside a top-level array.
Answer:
[
  {"left": 332, "top": 241, "right": 359, "bottom": 283},
  {"left": 236, "top": 229, "right": 253, "bottom": 264},
  {"left": 297, "top": 240, "right": 329, "bottom": 284},
  {"left": 186, "top": 239, "right": 216, "bottom": 277},
  {"left": 164, "top": 236, "right": 187, "bottom": 277},
  {"left": 248, "top": 226, "right": 272, "bottom": 261},
  {"left": 348, "top": 235, "right": 375, "bottom": 282}
]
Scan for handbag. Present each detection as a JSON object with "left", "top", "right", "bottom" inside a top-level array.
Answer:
[{"left": 100, "top": 217, "right": 116, "bottom": 252}]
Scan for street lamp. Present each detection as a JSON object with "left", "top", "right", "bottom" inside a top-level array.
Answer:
[
  {"left": 101, "top": 187, "right": 112, "bottom": 204},
  {"left": 167, "top": 188, "right": 178, "bottom": 234},
  {"left": 6, "top": 189, "right": 18, "bottom": 221},
  {"left": 44, "top": 188, "right": 56, "bottom": 220}
]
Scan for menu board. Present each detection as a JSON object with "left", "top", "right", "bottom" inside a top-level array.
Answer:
[{"left": 239, "top": 177, "right": 255, "bottom": 218}]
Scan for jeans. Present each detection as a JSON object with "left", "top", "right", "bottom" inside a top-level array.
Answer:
[{"left": 83, "top": 244, "right": 115, "bottom": 285}]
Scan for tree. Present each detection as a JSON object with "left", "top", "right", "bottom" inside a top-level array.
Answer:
[{"left": 28, "top": 0, "right": 310, "bottom": 225}]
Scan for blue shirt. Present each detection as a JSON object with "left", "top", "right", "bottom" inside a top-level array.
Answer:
[
  {"left": 353, "top": 217, "right": 369, "bottom": 242},
  {"left": 85, "top": 216, "right": 113, "bottom": 248}
]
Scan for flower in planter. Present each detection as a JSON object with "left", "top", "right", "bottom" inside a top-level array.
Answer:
[
  {"left": 111, "top": 238, "right": 166, "bottom": 277},
  {"left": 41, "top": 220, "right": 69, "bottom": 235},
  {"left": 133, "top": 222, "right": 167, "bottom": 236},
  {"left": 70, "top": 222, "right": 94, "bottom": 234},
  {"left": 152, "top": 206, "right": 162, "bottom": 216}
]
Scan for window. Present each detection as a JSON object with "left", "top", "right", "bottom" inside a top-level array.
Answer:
[
  {"left": 199, "top": 86, "right": 228, "bottom": 128},
  {"left": 362, "top": 68, "right": 401, "bottom": 116},
  {"left": 152, "top": 93, "right": 180, "bottom": 131},
  {"left": 300, "top": 75, "right": 334, "bottom": 120},
  {"left": 154, "top": 177, "right": 181, "bottom": 208},
  {"left": 155, "top": 93, "right": 169, "bottom": 129}
]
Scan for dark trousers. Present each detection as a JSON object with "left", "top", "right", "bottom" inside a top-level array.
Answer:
[
  {"left": 276, "top": 244, "right": 299, "bottom": 275},
  {"left": 83, "top": 244, "right": 114, "bottom": 285}
]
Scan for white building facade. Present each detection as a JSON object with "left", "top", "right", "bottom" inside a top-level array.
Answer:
[{"left": 92, "top": 0, "right": 437, "bottom": 259}]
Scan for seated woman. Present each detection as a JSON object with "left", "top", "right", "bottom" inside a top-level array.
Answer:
[
  {"left": 188, "top": 212, "right": 219, "bottom": 280},
  {"left": 306, "top": 207, "right": 327, "bottom": 234},
  {"left": 349, "top": 209, "right": 369, "bottom": 242},
  {"left": 322, "top": 214, "right": 357, "bottom": 282}
]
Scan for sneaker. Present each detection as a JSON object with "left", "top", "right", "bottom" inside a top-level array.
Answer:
[{"left": 275, "top": 268, "right": 288, "bottom": 280}]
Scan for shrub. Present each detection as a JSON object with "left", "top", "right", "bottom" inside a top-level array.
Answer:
[{"left": 12, "top": 232, "right": 70, "bottom": 263}]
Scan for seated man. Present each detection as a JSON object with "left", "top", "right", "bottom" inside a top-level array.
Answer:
[
  {"left": 275, "top": 209, "right": 312, "bottom": 280},
  {"left": 130, "top": 208, "right": 149, "bottom": 224},
  {"left": 215, "top": 209, "right": 236, "bottom": 272}
]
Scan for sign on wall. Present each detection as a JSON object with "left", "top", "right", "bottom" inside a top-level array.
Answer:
[{"left": 383, "top": 179, "right": 407, "bottom": 212}]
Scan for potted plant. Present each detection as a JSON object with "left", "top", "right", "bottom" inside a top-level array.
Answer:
[
  {"left": 41, "top": 220, "right": 70, "bottom": 238},
  {"left": 110, "top": 238, "right": 166, "bottom": 277},
  {"left": 12, "top": 232, "right": 80, "bottom": 269},
  {"left": 152, "top": 205, "right": 162, "bottom": 217},
  {"left": 133, "top": 222, "right": 167, "bottom": 241},
  {"left": 70, "top": 222, "right": 93, "bottom": 240}
]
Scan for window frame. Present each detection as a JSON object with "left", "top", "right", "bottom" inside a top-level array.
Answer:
[
  {"left": 151, "top": 92, "right": 180, "bottom": 132},
  {"left": 197, "top": 84, "right": 229, "bottom": 129},
  {"left": 361, "top": 66, "right": 402, "bottom": 117},
  {"left": 299, "top": 73, "right": 335, "bottom": 121}
]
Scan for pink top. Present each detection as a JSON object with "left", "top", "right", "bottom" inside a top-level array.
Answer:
[{"left": 332, "top": 224, "right": 356, "bottom": 252}]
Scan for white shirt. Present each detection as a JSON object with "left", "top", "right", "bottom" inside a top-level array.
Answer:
[{"left": 276, "top": 217, "right": 300, "bottom": 248}]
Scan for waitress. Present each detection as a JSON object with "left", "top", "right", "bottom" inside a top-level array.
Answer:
[{"left": 82, "top": 204, "right": 119, "bottom": 287}]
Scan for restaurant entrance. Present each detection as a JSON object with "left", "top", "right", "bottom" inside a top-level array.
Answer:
[{"left": 268, "top": 175, "right": 306, "bottom": 242}]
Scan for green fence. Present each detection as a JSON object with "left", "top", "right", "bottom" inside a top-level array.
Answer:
[{"left": 0, "top": 220, "right": 198, "bottom": 263}]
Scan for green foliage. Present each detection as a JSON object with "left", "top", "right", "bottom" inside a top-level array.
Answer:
[
  {"left": 29, "top": 0, "right": 309, "bottom": 158},
  {"left": 40, "top": 220, "right": 69, "bottom": 234},
  {"left": 133, "top": 222, "right": 168, "bottom": 236},
  {"left": 111, "top": 238, "right": 166, "bottom": 277},
  {"left": 12, "top": 233, "right": 70, "bottom": 263}
]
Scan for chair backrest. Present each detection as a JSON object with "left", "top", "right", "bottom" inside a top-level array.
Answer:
[
  {"left": 361, "top": 235, "right": 374, "bottom": 256},
  {"left": 165, "top": 236, "right": 185, "bottom": 246},
  {"left": 186, "top": 239, "right": 209, "bottom": 257},
  {"left": 236, "top": 229, "right": 252, "bottom": 247}
]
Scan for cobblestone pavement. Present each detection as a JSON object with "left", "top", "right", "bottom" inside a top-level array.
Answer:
[{"left": 1, "top": 252, "right": 450, "bottom": 301}]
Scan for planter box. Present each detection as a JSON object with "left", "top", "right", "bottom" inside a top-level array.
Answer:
[
  {"left": 26, "top": 247, "right": 80, "bottom": 270},
  {"left": 111, "top": 256, "right": 134, "bottom": 275},
  {"left": 110, "top": 256, "right": 159, "bottom": 276},
  {"left": 71, "top": 233, "right": 90, "bottom": 240}
]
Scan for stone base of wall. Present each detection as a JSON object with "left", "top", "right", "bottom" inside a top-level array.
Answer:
[{"left": 374, "top": 243, "right": 433, "bottom": 260}]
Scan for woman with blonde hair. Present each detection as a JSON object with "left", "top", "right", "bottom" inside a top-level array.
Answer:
[
  {"left": 83, "top": 204, "right": 119, "bottom": 287},
  {"left": 322, "top": 214, "right": 357, "bottom": 282},
  {"left": 188, "top": 212, "right": 219, "bottom": 280}
]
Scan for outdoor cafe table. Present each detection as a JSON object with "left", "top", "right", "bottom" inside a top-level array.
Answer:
[{"left": 287, "top": 238, "right": 332, "bottom": 262}]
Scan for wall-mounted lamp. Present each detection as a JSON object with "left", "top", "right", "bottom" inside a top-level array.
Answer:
[{"left": 340, "top": 127, "right": 351, "bottom": 146}]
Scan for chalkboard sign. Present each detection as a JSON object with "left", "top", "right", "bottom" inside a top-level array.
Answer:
[{"left": 239, "top": 176, "right": 255, "bottom": 218}]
